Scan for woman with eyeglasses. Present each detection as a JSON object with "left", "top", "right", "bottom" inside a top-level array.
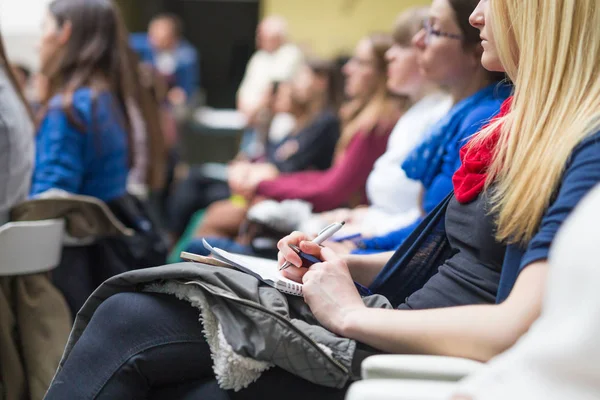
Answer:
[
  {"left": 306, "top": 0, "right": 510, "bottom": 252},
  {"left": 44, "top": 0, "right": 600, "bottom": 398},
  {"left": 194, "top": 0, "right": 509, "bottom": 253}
]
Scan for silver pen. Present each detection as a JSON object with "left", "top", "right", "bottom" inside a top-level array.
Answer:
[{"left": 279, "top": 221, "right": 345, "bottom": 271}]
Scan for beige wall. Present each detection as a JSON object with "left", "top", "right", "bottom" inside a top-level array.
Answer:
[
  {"left": 262, "top": 0, "right": 430, "bottom": 58},
  {"left": 0, "top": 0, "right": 51, "bottom": 69}
]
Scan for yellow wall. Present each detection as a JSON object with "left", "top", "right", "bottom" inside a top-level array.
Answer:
[{"left": 262, "top": 0, "right": 431, "bottom": 58}]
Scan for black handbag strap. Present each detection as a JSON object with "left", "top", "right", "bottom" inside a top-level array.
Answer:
[{"left": 370, "top": 192, "right": 455, "bottom": 307}]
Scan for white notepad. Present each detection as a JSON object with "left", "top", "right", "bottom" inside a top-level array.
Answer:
[{"left": 202, "top": 239, "right": 303, "bottom": 296}]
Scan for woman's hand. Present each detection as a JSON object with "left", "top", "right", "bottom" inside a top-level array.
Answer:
[
  {"left": 301, "top": 247, "right": 366, "bottom": 335},
  {"left": 277, "top": 231, "right": 319, "bottom": 282},
  {"left": 228, "top": 162, "right": 250, "bottom": 194},
  {"left": 277, "top": 233, "right": 367, "bottom": 334},
  {"left": 237, "top": 163, "right": 280, "bottom": 199}
]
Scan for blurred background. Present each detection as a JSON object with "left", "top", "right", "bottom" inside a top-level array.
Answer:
[{"left": 1, "top": 0, "right": 428, "bottom": 108}]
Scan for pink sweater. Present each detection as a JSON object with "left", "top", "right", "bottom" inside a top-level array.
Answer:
[{"left": 256, "top": 124, "right": 393, "bottom": 212}]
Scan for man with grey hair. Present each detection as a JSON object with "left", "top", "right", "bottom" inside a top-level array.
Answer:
[{"left": 237, "top": 15, "right": 303, "bottom": 124}]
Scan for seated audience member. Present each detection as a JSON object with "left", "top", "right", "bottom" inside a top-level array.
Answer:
[
  {"left": 302, "top": 7, "right": 453, "bottom": 238},
  {"left": 31, "top": 0, "right": 133, "bottom": 203},
  {"left": 193, "top": 33, "right": 403, "bottom": 245},
  {"left": 167, "top": 59, "right": 343, "bottom": 242},
  {"left": 130, "top": 13, "right": 199, "bottom": 105},
  {"left": 42, "top": 0, "right": 600, "bottom": 399},
  {"left": 0, "top": 32, "right": 70, "bottom": 400},
  {"left": 327, "top": 0, "right": 510, "bottom": 254},
  {"left": 237, "top": 16, "right": 304, "bottom": 125}
]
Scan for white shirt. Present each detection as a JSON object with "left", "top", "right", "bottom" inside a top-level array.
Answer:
[
  {"left": 360, "top": 92, "right": 452, "bottom": 235},
  {"left": 237, "top": 44, "right": 304, "bottom": 108},
  {"left": 456, "top": 184, "right": 600, "bottom": 400}
]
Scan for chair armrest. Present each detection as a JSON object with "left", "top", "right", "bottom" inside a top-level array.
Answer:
[
  {"left": 361, "top": 355, "right": 484, "bottom": 381},
  {"left": 0, "top": 219, "right": 65, "bottom": 275},
  {"left": 346, "top": 379, "right": 457, "bottom": 400}
]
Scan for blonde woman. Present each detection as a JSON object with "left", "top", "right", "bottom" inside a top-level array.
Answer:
[{"left": 43, "top": 0, "right": 600, "bottom": 399}]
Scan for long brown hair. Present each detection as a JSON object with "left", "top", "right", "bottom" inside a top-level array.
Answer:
[
  {"left": 337, "top": 33, "right": 406, "bottom": 157},
  {"left": 125, "top": 48, "right": 167, "bottom": 190},
  {"left": 288, "top": 58, "right": 344, "bottom": 134},
  {"left": 0, "top": 34, "right": 35, "bottom": 122},
  {"left": 43, "top": 0, "right": 134, "bottom": 163},
  {"left": 307, "top": 58, "right": 345, "bottom": 114}
]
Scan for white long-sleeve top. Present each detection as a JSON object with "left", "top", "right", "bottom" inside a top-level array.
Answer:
[{"left": 360, "top": 92, "right": 452, "bottom": 235}]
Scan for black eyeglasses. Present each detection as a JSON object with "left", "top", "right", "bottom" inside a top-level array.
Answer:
[{"left": 423, "top": 21, "right": 463, "bottom": 44}]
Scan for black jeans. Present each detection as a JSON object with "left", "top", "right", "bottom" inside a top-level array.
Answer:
[{"left": 44, "top": 292, "right": 348, "bottom": 399}]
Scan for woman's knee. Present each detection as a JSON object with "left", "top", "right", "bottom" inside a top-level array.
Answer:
[
  {"left": 89, "top": 292, "right": 204, "bottom": 343},
  {"left": 195, "top": 199, "right": 247, "bottom": 237},
  {"left": 90, "top": 292, "right": 156, "bottom": 336}
]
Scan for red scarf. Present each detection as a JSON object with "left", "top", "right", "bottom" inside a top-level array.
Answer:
[{"left": 453, "top": 97, "right": 513, "bottom": 203}]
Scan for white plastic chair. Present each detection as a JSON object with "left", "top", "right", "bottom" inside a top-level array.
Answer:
[
  {"left": 345, "top": 355, "right": 482, "bottom": 400},
  {"left": 0, "top": 219, "right": 65, "bottom": 275}
]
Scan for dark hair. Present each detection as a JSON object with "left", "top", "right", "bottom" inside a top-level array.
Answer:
[
  {"left": 0, "top": 36, "right": 35, "bottom": 122},
  {"left": 125, "top": 48, "right": 167, "bottom": 190},
  {"left": 45, "top": 0, "right": 134, "bottom": 161},
  {"left": 306, "top": 58, "right": 345, "bottom": 112},
  {"left": 151, "top": 13, "right": 184, "bottom": 38},
  {"left": 448, "top": 0, "right": 505, "bottom": 82}
]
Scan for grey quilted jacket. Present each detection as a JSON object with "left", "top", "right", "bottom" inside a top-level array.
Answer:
[{"left": 53, "top": 263, "right": 393, "bottom": 391}]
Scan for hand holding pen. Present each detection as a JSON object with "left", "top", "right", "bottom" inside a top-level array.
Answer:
[
  {"left": 277, "top": 222, "right": 372, "bottom": 297},
  {"left": 279, "top": 222, "right": 345, "bottom": 271}
]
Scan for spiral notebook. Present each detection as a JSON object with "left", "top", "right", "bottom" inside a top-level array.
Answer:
[{"left": 201, "top": 239, "right": 303, "bottom": 296}]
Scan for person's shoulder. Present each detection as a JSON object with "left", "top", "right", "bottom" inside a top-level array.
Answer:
[
  {"left": 568, "top": 129, "right": 600, "bottom": 163},
  {"left": 178, "top": 40, "right": 198, "bottom": 60},
  {"left": 129, "top": 33, "right": 151, "bottom": 50},
  {"left": 46, "top": 87, "right": 114, "bottom": 125},
  {"left": 314, "top": 109, "right": 340, "bottom": 125},
  {"left": 576, "top": 129, "right": 600, "bottom": 148},
  {"left": 460, "top": 94, "right": 508, "bottom": 133},
  {"left": 278, "top": 43, "right": 303, "bottom": 58},
  {"left": 412, "top": 92, "right": 453, "bottom": 118}
]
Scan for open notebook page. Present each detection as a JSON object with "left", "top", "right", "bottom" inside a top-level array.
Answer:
[{"left": 203, "top": 240, "right": 303, "bottom": 296}]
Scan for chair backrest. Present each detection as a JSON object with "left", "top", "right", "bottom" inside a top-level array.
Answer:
[{"left": 0, "top": 219, "right": 65, "bottom": 275}]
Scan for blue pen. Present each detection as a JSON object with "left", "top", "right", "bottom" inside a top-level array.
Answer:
[{"left": 287, "top": 244, "right": 373, "bottom": 297}]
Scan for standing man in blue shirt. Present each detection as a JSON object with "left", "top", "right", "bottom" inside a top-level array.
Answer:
[{"left": 130, "top": 14, "right": 200, "bottom": 105}]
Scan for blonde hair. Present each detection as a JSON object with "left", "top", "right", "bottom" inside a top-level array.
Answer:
[{"left": 473, "top": 0, "right": 600, "bottom": 245}]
